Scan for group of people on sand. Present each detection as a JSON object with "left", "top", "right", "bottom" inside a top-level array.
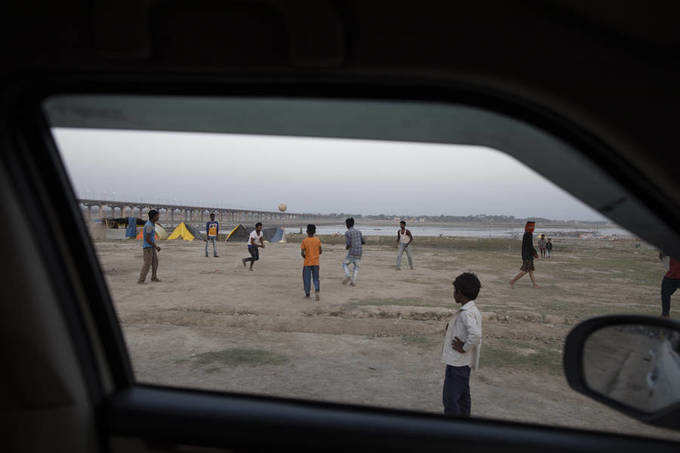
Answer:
[
  {"left": 135, "top": 211, "right": 678, "bottom": 418},
  {"left": 135, "top": 209, "right": 482, "bottom": 417},
  {"left": 137, "top": 212, "right": 418, "bottom": 293},
  {"left": 537, "top": 234, "right": 553, "bottom": 259},
  {"left": 296, "top": 217, "right": 415, "bottom": 300}
]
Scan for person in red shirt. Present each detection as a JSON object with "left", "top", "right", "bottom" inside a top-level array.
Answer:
[{"left": 660, "top": 251, "right": 680, "bottom": 318}]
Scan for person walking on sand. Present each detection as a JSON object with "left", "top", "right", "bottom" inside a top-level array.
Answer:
[
  {"left": 138, "top": 209, "right": 161, "bottom": 284},
  {"left": 659, "top": 250, "right": 680, "bottom": 318},
  {"left": 510, "top": 221, "right": 539, "bottom": 288},
  {"left": 396, "top": 220, "right": 414, "bottom": 270},
  {"left": 301, "top": 224, "right": 322, "bottom": 301},
  {"left": 546, "top": 238, "right": 553, "bottom": 260},
  {"left": 538, "top": 233, "right": 547, "bottom": 258},
  {"left": 205, "top": 212, "right": 219, "bottom": 257},
  {"left": 442, "top": 272, "right": 482, "bottom": 417},
  {"left": 342, "top": 217, "right": 365, "bottom": 286},
  {"left": 242, "top": 222, "right": 265, "bottom": 271}
]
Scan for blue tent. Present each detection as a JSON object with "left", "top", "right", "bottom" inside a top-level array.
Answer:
[
  {"left": 268, "top": 227, "right": 285, "bottom": 243},
  {"left": 125, "top": 217, "right": 137, "bottom": 238}
]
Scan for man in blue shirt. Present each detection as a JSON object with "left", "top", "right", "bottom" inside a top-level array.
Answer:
[
  {"left": 205, "top": 212, "right": 219, "bottom": 257},
  {"left": 342, "top": 217, "right": 365, "bottom": 287},
  {"left": 138, "top": 209, "right": 161, "bottom": 283}
]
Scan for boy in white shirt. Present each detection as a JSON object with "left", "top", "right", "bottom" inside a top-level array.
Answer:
[
  {"left": 442, "top": 272, "right": 482, "bottom": 417},
  {"left": 241, "top": 222, "right": 265, "bottom": 271}
]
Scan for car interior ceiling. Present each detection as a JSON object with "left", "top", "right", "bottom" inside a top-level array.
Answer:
[{"left": 3, "top": 1, "right": 680, "bottom": 452}]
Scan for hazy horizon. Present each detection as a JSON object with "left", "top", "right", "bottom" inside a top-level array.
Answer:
[{"left": 53, "top": 128, "right": 608, "bottom": 222}]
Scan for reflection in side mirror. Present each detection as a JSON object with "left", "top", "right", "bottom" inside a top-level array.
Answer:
[
  {"left": 564, "top": 316, "right": 680, "bottom": 430},
  {"left": 583, "top": 325, "right": 680, "bottom": 413}
]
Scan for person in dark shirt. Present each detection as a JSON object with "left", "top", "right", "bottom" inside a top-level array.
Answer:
[
  {"left": 660, "top": 251, "right": 680, "bottom": 318},
  {"left": 510, "top": 221, "right": 539, "bottom": 288},
  {"left": 545, "top": 238, "right": 553, "bottom": 259}
]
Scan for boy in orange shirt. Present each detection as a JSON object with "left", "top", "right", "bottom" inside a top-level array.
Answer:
[{"left": 301, "top": 224, "right": 322, "bottom": 301}]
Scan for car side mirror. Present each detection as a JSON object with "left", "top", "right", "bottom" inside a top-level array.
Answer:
[{"left": 563, "top": 315, "right": 680, "bottom": 430}]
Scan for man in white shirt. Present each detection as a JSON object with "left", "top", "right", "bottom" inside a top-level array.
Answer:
[
  {"left": 441, "top": 272, "right": 482, "bottom": 417},
  {"left": 395, "top": 220, "right": 414, "bottom": 270},
  {"left": 241, "top": 222, "right": 265, "bottom": 271}
]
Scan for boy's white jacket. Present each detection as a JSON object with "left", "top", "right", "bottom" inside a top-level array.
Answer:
[{"left": 442, "top": 301, "right": 482, "bottom": 370}]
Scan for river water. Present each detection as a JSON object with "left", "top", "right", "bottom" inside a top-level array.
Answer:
[{"left": 284, "top": 225, "right": 631, "bottom": 238}]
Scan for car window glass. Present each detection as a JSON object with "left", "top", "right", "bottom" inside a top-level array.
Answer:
[{"left": 47, "top": 99, "right": 680, "bottom": 441}]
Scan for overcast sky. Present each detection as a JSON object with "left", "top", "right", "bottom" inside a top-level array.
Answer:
[{"left": 52, "top": 128, "right": 606, "bottom": 221}]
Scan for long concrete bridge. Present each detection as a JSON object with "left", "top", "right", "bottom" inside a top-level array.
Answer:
[{"left": 78, "top": 199, "right": 334, "bottom": 226}]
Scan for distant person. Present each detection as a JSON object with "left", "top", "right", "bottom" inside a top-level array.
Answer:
[
  {"left": 442, "top": 272, "right": 482, "bottom": 417},
  {"left": 660, "top": 250, "right": 680, "bottom": 318},
  {"left": 538, "top": 233, "right": 547, "bottom": 258},
  {"left": 546, "top": 238, "right": 553, "bottom": 259},
  {"left": 510, "top": 221, "right": 539, "bottom": 288},
  {"left": 242, "top": 222, "right": 265, "bottom": 271},
  {"left": 138, "top": 210, "right": 161, "bottom": 284},
  {"left": 342, "top": 217, "right": 365, "bottom": 286},
  {"left": 205, "top": 212, "right": 219, "bottom": 257},
  {"left": 301, "top": 224, "right": 322, "bottom": 301},
  {"left": 396, "top": 220, "right": 414, "bottom": 270}
]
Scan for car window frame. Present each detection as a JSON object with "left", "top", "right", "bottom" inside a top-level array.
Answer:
[{"left": 4, "top": 72, "right": 680, "bottom": 451}]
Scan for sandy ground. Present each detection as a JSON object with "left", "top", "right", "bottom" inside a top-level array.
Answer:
[{"left": 95, "top": 237, "right": 680, "bottom": 440}]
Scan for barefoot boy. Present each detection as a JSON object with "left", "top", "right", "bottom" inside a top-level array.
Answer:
[
  {"left": 242, "top": 222, "right": 264, "bottom": 271},
  {"left": 396, "top": 220, "right": 414, "bottom": 270},
  {"left": 342, "top": 217, "right": 364, "bottom": 286},
  {"left": 510, "top": 221, "right": 539, "bottom": 288},
  {"left": 138, "top": 210, "right": 161, "bottom": 284},
  {"left": 301, "top": 224, "right": 322, "bottom": 301},
  {"left": 442, "top": 272, "right": 482, "bottom": 417}
]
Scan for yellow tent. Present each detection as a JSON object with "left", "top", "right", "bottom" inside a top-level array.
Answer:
[
  {"left": 167, "top": 222, "right": 195, "bottom": 241},
  {"left": 136, "top": 224, "right": 169, "bottom": 240}
]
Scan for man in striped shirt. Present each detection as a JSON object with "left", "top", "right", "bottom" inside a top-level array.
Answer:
[{"left": 342, "top": 217, "right": 365, "bottom": 287}]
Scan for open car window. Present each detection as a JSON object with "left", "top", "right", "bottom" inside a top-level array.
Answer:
[{"left": 44, "top": 95, "right": 680, "bottom": 441}]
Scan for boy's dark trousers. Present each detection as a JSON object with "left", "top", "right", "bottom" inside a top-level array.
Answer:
[
  {"left": 661, "top": 277, "right": 680, "bottom": 316},
  {"left": 303, "top": 265, "right": 320, "bottom": 295},
  {"left": 443, "top": 365, "right": 471, "bottom": 417}
]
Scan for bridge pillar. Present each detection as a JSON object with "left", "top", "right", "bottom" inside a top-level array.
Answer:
[{"left": 81, "top": 204, "right": 91, "bottom": 221}]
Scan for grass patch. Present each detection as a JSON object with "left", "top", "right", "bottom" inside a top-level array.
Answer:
[
  {"left": 193, "top": 348, "right": 289, "bottom": 368},
  {"left": 481, "top": 342, "right": 562, "bottom": 375}
]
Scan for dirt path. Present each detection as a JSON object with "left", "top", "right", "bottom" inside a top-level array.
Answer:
[{"left": 96, "top": 238, "right": 679, "bottom": 440}]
